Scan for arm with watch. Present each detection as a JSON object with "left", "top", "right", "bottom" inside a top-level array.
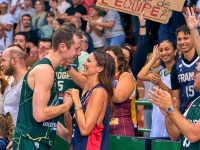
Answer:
[
  {"left": 149, "top": 87, "right": 200, "bottom": 142},
  {"left": 65, "top": 65, "right": 87, "bottom": 89}
]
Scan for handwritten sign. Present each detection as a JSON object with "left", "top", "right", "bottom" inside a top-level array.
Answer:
[{"left": 96, "top": 0, "right": 185, "bottom": 24}]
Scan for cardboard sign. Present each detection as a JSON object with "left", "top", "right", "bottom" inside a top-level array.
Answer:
[{"left": 96, "top": 0, "right": 185, "bottom": 24}]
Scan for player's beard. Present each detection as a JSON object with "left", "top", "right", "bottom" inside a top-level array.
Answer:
[{"left": 4, "top": 62, "right": 15, "bottom": 76}]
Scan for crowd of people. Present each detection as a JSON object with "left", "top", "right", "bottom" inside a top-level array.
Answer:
[{"left": 0, "top": 0, "right": 199, "bottom": 149}]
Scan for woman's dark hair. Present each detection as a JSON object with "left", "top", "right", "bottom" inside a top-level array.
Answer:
[
  {"left": 104, "top": 46, "right": 129, "bottom": 73},
  {"left": 93, "top": 51, "right": 115, "bottom": 115},
  {"left": 93, "top": 51, "right": 115, "bottom": 98},
  {"left": 159, "top": 39, "right": 177, "bottom": 50},
  {"left": 175, "top": 24, "right": 190, "bottom": 36},
  {"left": 121, "top": 45, "right": 134, "bottom": 66},
  {"left": 55, "top": 18, "right": 65, "bottom": 26}
]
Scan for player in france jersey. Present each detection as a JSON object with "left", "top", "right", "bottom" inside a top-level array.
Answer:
[{"left": 171, "top": 25, "right": 200, "bottom": 114}]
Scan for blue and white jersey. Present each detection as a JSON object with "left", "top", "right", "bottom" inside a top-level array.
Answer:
[{"left": 176, "top": 56, "right": 200, "bottom": 113}]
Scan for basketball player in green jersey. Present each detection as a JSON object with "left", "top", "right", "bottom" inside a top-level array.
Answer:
[{"left": 13, "top": 26, "right": 82, "bottom": 150}]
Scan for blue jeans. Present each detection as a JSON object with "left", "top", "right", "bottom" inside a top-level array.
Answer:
[{"left": 105, "top": 34, "right": 125, "bottom": 46}]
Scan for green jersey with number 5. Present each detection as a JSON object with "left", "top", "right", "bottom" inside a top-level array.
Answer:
[{"left": 55, "top": 57, "right": 82, "bottom": 115}]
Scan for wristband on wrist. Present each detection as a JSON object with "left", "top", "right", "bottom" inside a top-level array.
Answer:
[
  {"left": 75, "top": 106, "right": 82, "bottom": 111},
  {"left": 65, "top": 65, "right": 71, "bottom": 71},
  {"left": 140, "top": 25, "right": 146, "bottom": 28}
]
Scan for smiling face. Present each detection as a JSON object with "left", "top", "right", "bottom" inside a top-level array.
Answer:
[
  {"left": 176, "top": 32, "right": 194, "bottom": 54},
  {"left": 35, "top": 0, "right": 43, "bottom": 12},
  {"left": 159, "top": 41, "right": 176, "bottom": 64},
  {"left": 82, "top": 53, "right": 101, "bottom": 77},
  {"left": 60, "top": 35, "right": 82, "bottom": 64}
]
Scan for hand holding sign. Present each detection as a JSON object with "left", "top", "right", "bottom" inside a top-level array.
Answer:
[{"left": 96, "top": 0, "right": 185, "bottom": 24}]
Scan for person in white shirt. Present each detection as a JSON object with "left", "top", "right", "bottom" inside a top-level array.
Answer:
[
  {"left": 0, "top": 1, "right": 15, "bottom": 46},
  {"left": 49, "top": 0, "right": 71, "bottom": 19},
  {"left": 9, "top": 0, "right": 24, "bottom": 28},
  {"left": 15, "top": 0, "right": 36, "bottom": 33},
  {"left": 84, "top": 4, "right": 105, "bottom": 51}
]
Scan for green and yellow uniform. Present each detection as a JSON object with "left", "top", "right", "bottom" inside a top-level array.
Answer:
[
  {"left": 181, "top": 97, "right": 200, "bottom": 149},
  {"left": 13, "top": 58, "right": 59, "bottom": 150}
]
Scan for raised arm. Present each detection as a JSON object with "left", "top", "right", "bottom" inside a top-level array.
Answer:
[
  {"left": 131, "top": 12, "right": 149, "bottom": 79},
  {"left": 137, "top": 45, "right": 160, "bottom": 81},
  {"left": 31, "top": 65, "right": 72, "bottom": 122},
  {"left": 185, "top": 7, "right": 200, "bottom": 56}
]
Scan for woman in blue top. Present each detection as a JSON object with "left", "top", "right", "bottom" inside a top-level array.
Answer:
[{"left": 65, "top": 51, "right": 115, "bottom": 150}]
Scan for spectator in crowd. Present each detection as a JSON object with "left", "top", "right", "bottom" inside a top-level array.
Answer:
[
  {"left": 149, "top": 66, "right": 200, "bottom": 149},
  {"left": 105, "top": 46, "right": 135, "bottom": 136},
  {"left": 171, "top": 24, "right": 200, "bottom": 114},
  {"left": 53, "top": 18, "right": 65, "bottom": 32},
  {"left": 38, "top": 38, "right": 52, "bottom": 59},
  {"left": 49, "top": 0, "right": 71, "bottom": 19},
  {"left": 70, "top": 16, "right": 94, "bottom": 53},
  {"left": 41, "top": 11, "right": 55, "bottom": 38},
  {"left": 80, "top": 31, "right": 89, "bottom": 52},
  {"left": 121, "top": 44, "right": 138, "bottom": 131},
  {"left": 148, "top": 7, "right": 200, "bottom": 149},
  {"left": 65, "top": 51, "right": 115, "bottom": 150},
  {"left": 138, "top": 40, "right": 176, "bottom": 138},
  {"left": 0, "top": 112, "right": 14, "bottom": 149},
  {"left": 2, "top": 45, "right": 27, "bottom": 124},
  {"left": 140, "top": 52, "right": 163, "bottom": 137},
  {"left": 9, "top": 0, "right": 24, "bottom": 30},
  {"left": 90, "top": 8, "right": 125, "bottom": 46},
  {"left": 0, "top": 26, "right": 9, "bottom": 53},
  {"left": 84, "top": 4, "right": 105, "bottom": 51},
  {"left": 32, "top": 0, "right": 47, "bottom": 38},
  {"left": 13, "top": 32, "right": 29, "bottom": 55},
  {"left": 0, "top": 1, "right": 15, "bottom": 46},
  {"left": 29, "top": 46, "right": 39, "bottom": 60},
  {"left": 16, "top": 0, "right": 35, "bottom": 33},
  {"left": 21, "top": 14, "right": 39, "bottom": 46},
  {"left": 64, "top": 0, "right": 87, "bottom": 30}
]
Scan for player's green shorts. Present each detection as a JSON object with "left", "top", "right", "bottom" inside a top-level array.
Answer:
[{"left": 13, "top": 132, "right": 51, "bottom": 150}]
